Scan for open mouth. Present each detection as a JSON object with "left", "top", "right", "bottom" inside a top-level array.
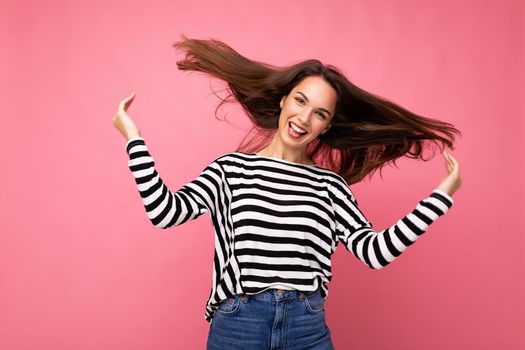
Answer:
[{"left": 288, "top": 122, "right": 307, "bottom": 138}]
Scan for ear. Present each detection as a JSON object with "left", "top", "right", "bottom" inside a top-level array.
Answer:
[
  {"left": 280, "top": 95, "right": 287, "bottom": 109},
  {"left": 322, "top": 124, "right": 331, "bottom": 134}
]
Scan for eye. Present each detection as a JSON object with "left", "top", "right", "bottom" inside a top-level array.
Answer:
[{"left": 295, "top": 97, "right": 327, "bottom": 118}]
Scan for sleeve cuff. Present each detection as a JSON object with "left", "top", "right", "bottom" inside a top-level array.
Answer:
[
  {"left": 125, "top": 136, "right": 145, "bottom": 151},
  {"left": 432, "top": 189, "right": 454, "bottom": 206}
]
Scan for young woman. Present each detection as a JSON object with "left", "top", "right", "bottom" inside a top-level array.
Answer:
[{"left": 113, "top": 35, "right": 461, "bottom": 350}]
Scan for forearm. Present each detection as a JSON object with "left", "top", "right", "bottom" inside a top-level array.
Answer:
[
  {"left": 337, "top": 189, "right": 454, "bottom": 269},
  {"left": 125, "top": 138, "right": 208, "bottom": 228}
]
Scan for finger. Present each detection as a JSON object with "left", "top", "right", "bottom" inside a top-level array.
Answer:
[
  {"left": 448, "top": 160, "right": 458, "bottom": 173},
  {"left": 448, "top": 153, "right": 459, "bottom": 168},
  {"left": 120, "top": 92, "right": 135, "bottom": 105},
  {"left": 444, "top": 151, "right": 460, "bottom": 173},
  {"left": 445, "top": 150, "right": 457, "bottom": 167},
  {"left": 452, "top": 159, "right": 459, "bottom": 172},
  {"left": 444, "top": 152, "right": 452, "bottom": 167},
  {"left": 123, "top": 95, "right": 134, "bottom": 105},
  {"left": 443, "top": 150, "right": 451, "bottom": 162},
  {"left": 120, "top": 94, "right": 135, "bottom": 111},
  {"left": 125, "top": 93, "right": 135, "bottom": 105},
  {"left": 450, "top": 156, "right": 459, "bottom": 165},
  {"left": 119, "top": 98, "right": 130, "bottom": 110},
  {"left": 444, "top": 156, "right": 452, "bottom": 172}
]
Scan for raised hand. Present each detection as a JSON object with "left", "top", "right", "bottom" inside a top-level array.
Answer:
[
  {"left": 112, "top": 92, "right": 141, "bottom": 141},
  {"left": 436, "top": 149, "right": 462, "bottom": 197}
]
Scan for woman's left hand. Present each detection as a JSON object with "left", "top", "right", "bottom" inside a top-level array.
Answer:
[{"left": 436, "top": 149, "right": 462, "bottom": 197}]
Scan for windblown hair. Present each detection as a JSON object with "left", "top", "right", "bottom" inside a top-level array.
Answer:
[{"left": 171, "top": 34, "right": 462, "bottom": 185}]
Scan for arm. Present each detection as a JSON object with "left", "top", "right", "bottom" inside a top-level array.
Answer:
[
  {"left": 330, "top": 182, "right": 454, "bottom": 269},
  {"left": 125, "top": 136, "right": 224, "bottom": 228}
]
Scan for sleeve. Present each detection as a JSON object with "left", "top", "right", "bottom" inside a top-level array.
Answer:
[
  {"left": 329, "top": 180, "right": 454, "bottom": 269},
  {"left": 125, "top": 136, "right": 224, "bottom": 229}
]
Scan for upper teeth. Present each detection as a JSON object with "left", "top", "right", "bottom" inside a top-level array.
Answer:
[{"left": 290, "top": 122, "right": 306, "bottom": 134}]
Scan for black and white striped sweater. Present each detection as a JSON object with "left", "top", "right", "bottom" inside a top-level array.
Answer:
[{"left": 125, "top": 136, "right": 454, "bottom": 324}]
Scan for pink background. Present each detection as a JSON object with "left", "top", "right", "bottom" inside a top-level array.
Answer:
[{"left": 1, "top": 0, "right": 524, "bottom": 349}]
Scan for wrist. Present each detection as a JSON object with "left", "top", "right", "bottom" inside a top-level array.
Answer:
[{"left": 126, "top": 131, "right": 141, "bottom": 141}]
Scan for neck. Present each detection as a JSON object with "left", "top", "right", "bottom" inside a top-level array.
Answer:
[{"left": 257, "top": 139, "right": 313, "bottom": 165}]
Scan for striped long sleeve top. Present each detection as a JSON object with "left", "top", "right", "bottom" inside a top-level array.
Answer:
[{"left": 125, "top": 136, "right": 454, "bottom": 324}]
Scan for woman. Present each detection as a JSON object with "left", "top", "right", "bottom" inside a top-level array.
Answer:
[{"left": 113, "top": 35, "right": 461, "bottom": 350}]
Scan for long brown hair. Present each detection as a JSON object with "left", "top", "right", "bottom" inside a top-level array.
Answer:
[{"left": 172, "top": 34, "right": 462, "bottom": 185}]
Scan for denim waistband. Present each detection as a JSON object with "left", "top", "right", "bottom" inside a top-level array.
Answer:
[{"left": 242, "top": 285, "right": 321, "bottom": 303}]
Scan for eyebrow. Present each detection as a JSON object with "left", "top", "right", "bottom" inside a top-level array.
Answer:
[{"left": 296, "top": 92, "right": 332, "bottom": 116}]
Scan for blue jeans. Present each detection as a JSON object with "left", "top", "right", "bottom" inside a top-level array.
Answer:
[{"left": 206, "top": 286, "right": 335, "bottom": 350}]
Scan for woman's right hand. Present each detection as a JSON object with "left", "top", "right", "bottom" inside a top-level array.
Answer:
[{"left": 112, "top": 92, "right": 141, "bottom": 141}]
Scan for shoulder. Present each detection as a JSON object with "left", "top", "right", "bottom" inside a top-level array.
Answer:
[
  {"left": 324, "top": 172, "right": 358, "bottom": 205},
  {"left": 200, "top": 152, "right": 253, "bottom": 173},
  {"left": 209, "top": 151, "right": 252, "bottom": 165}
]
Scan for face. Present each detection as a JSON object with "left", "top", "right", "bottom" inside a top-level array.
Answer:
[{"left": 277, "top": 75, "right": 337, "bottom": 151}]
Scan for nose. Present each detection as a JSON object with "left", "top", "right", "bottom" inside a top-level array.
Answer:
[{"left": 296, "top": 110, "right": 312, "bottom": 127}]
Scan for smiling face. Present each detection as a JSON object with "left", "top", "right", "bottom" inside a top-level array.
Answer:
[{"left": 277, "top": 75, "right": 337, "bottom": 152}]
